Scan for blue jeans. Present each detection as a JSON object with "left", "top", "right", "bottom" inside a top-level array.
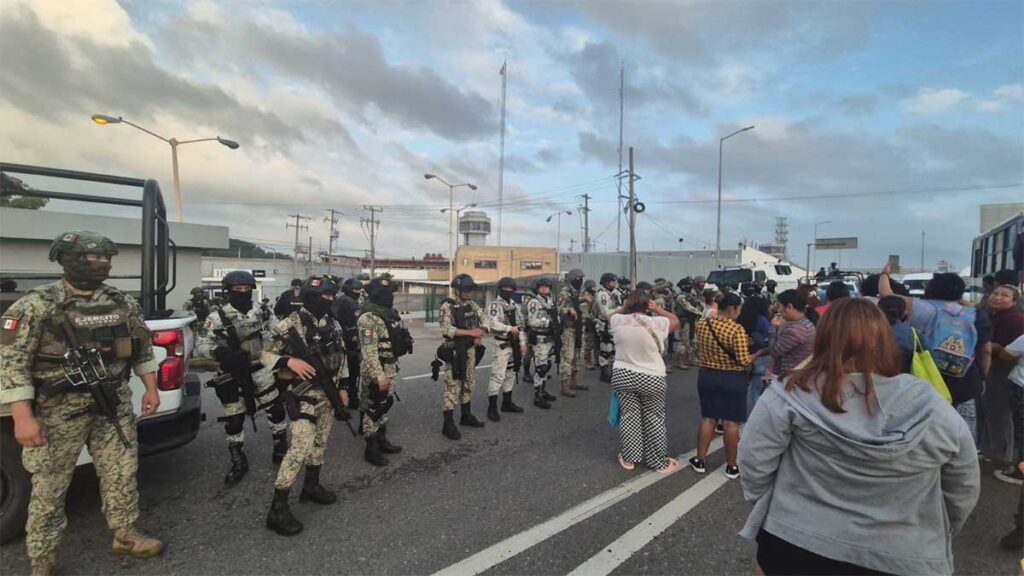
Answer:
[{"left": 748, "top": 356, "right": 771, "bottom": 414}]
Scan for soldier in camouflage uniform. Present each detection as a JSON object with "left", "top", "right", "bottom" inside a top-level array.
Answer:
[
  {"left": 594, "top": 273, "right": 621, "bottom": 383},
  {"left": 526, "top": 277, "right": 560, "bottom": 408},
  {"left": 652, "top": 279, "right": 675, "bottom": 372},
  {"left": 357, "top": 277, "right": 412, "bottom": 466},
  {"left": 261, "top": 276, "right": 348, "bottom": 536},
  {"left": 673, "top": 277, "right": 703, "bottom": 369},
  {"left": 557, "top": 269, "right": 592, "bottom": 397},
  {"left": 183, "top": 286, "right": 210, "bottom": 336},
  {"left": 581, "top": 279, "right": 598, "bottom": 370},
  {"left": 437, "top": 274, "right": 515, "bottom": 439},
  {"left": 0, "top": 231, "right": 164, "bottom": 575},
  {"left": 196, "top": 271, "right": 288, "bottom": 485},
  {"left": 485, "top": 277, "right": 527, "bottom": 422}
]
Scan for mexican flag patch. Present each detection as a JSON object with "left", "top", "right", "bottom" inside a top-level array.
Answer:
[{"left": 2, "top": 317, "right": 18, "bottom": 331}]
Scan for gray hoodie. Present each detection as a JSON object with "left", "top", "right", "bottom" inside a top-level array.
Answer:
[{"left": 739, "top": 373, "right": 979, "bottom": 575}]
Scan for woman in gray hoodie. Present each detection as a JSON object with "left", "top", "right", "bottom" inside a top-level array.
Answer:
[{"left": 739, "top": 298, "right": 980, "bottom": 575}]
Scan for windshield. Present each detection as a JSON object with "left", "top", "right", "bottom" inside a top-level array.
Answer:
[
  {"left": 904, "top": 279, "right": 929, "bottom": 291},
  {"left": 707, "top": 270, "right": 753, "bottom": 285}
]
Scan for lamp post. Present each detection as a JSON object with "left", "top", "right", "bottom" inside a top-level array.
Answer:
[
  {"left": 546, "top": 210, "right": 572, "bottom": 275},
  {"left": 425, "top": 174, "right": 477, "bottom": 292},
  {"left": 91, "top": 114, "right": 239, "bottom": 223},
  {"left": 715, "top": 125, "right": 755, "bottom": 267},
  {"left": 440, "top": 203, "right": 478, "bottom": 246},
  {"left": 812, "top": 220, "right": 831, "bottom": 275}
]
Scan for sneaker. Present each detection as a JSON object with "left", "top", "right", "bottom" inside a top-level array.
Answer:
[
  {"left": 714, "top": 422, "right": 724, "bottom": 435},
  {"left": 688, "top": 457, "right": 706, "bottom": 474},
  {"left": 724, "top": 464, "right": 740, "bottom": 479},
  {"left": 994, "top": 466, "right": 1024, "bottom": 486}
]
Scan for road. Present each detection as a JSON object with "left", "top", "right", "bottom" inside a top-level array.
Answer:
[{"left": 1, "top": 323, "right": 1018, "bottom": 575}]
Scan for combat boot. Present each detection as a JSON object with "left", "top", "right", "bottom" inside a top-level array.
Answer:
[
  {"left": 364, "top": 435, "right": 389, "bottom": 466},
  {"left": 271, "top": 431, "right": 289, "bottom": 464},
  {"left": 501, "top": 391, "right": 524, "bottom": 413},
  {"left": 29, "top": 553, "right": 55, "bottom": 576},
  {"left": 266, "top": 489, "right": 303, "bottom": 536},
  {"left": 570, "top": 371, "right": 589, "bottom": 391},
  {"left": 487, "top": 395, "right": 501, "bottom": 421},
  {"left": 112, "top": 525, "right": 165, "bottom": 558},
  {"left": 378, "top": 425, "right": 402, "bottom": 454},
  {"left": 560, "top": 376, "right": 577, "bottom": 398},
  {"left": 224, "top": 442, "right": 249, "bottom": 485},
  {"left": 299, "top": 465, "right": 337, "bottom": 505},
  {"left": 541, "top": 382, "right": 557, "bottom": 402},
  {"left": 460, "top": 402, "right": 485, "bottom": 428},
  {"left": 533, "top": 387, "right": 551, "bottom": 409},
  {"left": 442, "top": 410, "right": 462, "bottom": 440}
]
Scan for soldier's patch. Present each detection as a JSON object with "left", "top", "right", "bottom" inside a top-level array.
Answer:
[
  {"left": 61, "top": 233, "right": 78, "bottom": 243},
  {"left": 1, "top": 312, "right": 22, "bottom": 345},
  {"left": 85, "top": 241, "right": 98, "bottom": 249},
  {"left": 361, "top": 327, "right": 375, "bottom": 346}
]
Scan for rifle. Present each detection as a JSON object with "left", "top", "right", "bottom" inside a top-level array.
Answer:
[
  {"left": 549, "top": 307, "right": 563, "bottom": 370},
  {"left": 60, "top": 324, "right": 130, "bottom": 449},
  {"left": 506, "top": 305, "right": 523, "bottom": 372},
  {"left": 285, "top": 325, "right": 357, "bottom": 437},
  {"left": 213, "top": 310, "right": 259, "bottom": 431}
]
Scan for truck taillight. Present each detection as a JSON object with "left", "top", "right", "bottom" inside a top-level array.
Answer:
[{"left": 153, "top": 328, "right": 185, "bottom": 391}]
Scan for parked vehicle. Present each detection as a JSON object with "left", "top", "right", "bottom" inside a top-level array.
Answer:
[
  {"left": 0, "top": 164, "right": 202, "bottom": 544},
  {"left": 706, "top": 263, "right": 801, "bottom": 293},
  {"left": 900, "top": 272, "right": 933, "bottom": 296}
]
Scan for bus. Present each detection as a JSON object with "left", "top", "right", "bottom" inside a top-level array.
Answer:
[{"left": 970, "top": 211, "right": 1023, "bottom": 287}]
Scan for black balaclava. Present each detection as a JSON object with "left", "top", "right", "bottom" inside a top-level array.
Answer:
[
  {"left": 571, "top": 278, "right": 583, "bottom": 290},
  {"left": 61, "top": 255, "right": 111, "bottom": 290},
  {"left": 369, "top": 289, "right": 394, "bottom": 309},
  {"left": 227, "top": 290, "right": 253, "bottom": 314},
  {"left": 499, "top": 288, "right": 515, "bottom": 302},
  {"left": 304, "top": 293, "right": 333, "bottom": 319}
]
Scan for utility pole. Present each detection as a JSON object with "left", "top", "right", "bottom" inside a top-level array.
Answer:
[
  {"left": 921, "top": 230, "right": 926, "bottom": 272},
  {"left": 324, "top": 209, "right": 343, "bottom": 255},
  {"left": 628, "top": 147, "right": 637, "bottom": 282},
  {"left": 616, "top": 62, "right": 624, "bottom": 252},
  {"left": 498, "top": 59, "right": 507, "bottom": 246},
  {"left": 361, "top": 206, "right": 382, "bottom": 277},
  {"left": 569, "top": 238, "right": 576, "bottom": 253},
  {"left": 579, "top": 193, "right": 591, "bottom": 253},
  {"left": 286, "top": 213, "right": 311, "bottom": 261}
]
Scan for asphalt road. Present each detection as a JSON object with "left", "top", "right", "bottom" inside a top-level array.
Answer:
[{"left": 1, "top": 323, "right": 1019, "bottom": 575}]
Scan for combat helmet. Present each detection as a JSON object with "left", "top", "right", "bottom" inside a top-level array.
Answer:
[{"left": 48, "top": 231, "right": 118, "bottom": 263}]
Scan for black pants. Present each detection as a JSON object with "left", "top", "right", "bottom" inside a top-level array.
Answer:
[{"left": 756, "top": 530, "right": 889, "bottom": 576}]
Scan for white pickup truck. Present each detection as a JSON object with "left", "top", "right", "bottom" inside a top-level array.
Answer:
[{"left": 0, "top": 164, "right": 203, "bottom": 544}]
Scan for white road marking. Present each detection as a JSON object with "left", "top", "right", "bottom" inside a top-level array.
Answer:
[
  {"left": 432, "top": 437, "right": 725, "bottom": 576},
  {"left": 402, "top": 364, "right": 493, "bottom": 381},
  {"left": 567, "top": 464, "right": 731, "bottom": 576}
]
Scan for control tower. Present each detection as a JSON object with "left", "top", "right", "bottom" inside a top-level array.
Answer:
[{"left": 459, "top": 210, "right": 491, "bottom": 246}]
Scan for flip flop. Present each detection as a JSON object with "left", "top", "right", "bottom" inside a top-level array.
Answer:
[
  {"left": 617, "top": 453, "right": 635, "bottom": 471},
  {"left": 656, "top": 458, "right": 680, "bottom": 475}
]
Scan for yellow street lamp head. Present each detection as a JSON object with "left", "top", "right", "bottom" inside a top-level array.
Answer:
[{"left": 91, "top": 114, "right": 122, "bottom": 125}]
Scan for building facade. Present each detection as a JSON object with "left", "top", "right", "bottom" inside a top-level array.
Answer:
[{"left": 454, "top": 246, "right": 557, "bottom": 282}]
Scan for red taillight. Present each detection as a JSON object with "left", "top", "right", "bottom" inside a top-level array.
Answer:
[{"left": 153, "top": 328, "right": 185, "bottom": 391}]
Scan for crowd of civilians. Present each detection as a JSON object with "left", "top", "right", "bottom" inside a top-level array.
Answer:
[{"left": 606, "top": 265, "right": 1024, "bottom": 575}]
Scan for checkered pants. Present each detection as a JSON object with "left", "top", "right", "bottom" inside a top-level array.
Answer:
[{"left": 612, "top": 367, "right": 669, "bottom": 469}]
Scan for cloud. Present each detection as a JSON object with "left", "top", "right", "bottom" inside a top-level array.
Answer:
[
  {"left": 901, "top": 87, "right": 970, "bottom": 115},
  {"left": 836, "top": 94, "right": 878, "bottom": 116},
  {"left": 977, "top": 83, "right": 1024, "bottom": 112}
]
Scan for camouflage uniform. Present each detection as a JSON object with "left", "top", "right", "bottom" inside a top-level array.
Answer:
[
  {"left": 526, "top": 292, "right": 559, "bottom": 400},
  {"left": 674, "top": 288, "right": 703, "bottom": 367},
  {"left": 594, "top": 284, "right": 620, "bottom": 380},
  {"left": 581, "top": 284, "right": 598, "bottom": 369},
  {"left": 357, "top": 312, "right": 399, "bottom": 437},
  {"left": 183, "top": 293, "right": 210, "bottom": 335},
  {"left": 0, "top": 281, "right": 158, "bottom": 564},
  {"left": 438, "top": 299, "right": 510, "bottom": 411},
  {"left": 261, "top": 309, "right": 347, "bottom": 491},
  {"left": 486, "top": 296, "right": 521, "bottom": 397},
  {"left": 557, "top": 283, "right": 588, "bottom": 396},
  {"left": 196, "top": 304, "right": 287, "bottom": 443}
]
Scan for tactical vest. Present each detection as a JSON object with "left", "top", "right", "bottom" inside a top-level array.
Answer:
[
  {"left": 446, "top": 299, "right": 480, "bottom": 337},
  {"left": 530, "top": 295, "right": 558, "bottom": 337},
  {"left": 297, "top": 312, "right": 343, "bottom": 373},
  {"left": 364, "top": 311, "right": 413, "bottom": 364},
  {"left": 494, "top": 298, "right": 517, "bottom": 341},
  {"left": 216, "top": 307, "right": 264, "bottom": 360}
]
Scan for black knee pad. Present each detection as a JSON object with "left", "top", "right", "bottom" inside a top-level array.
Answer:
[
  {"left": 535, "top": 363, "right": 550, "bottom": 378},
  {"left": 267, "top": 402, "right": 286, "bottom": 424},
  {"left": 223, "top": 413, "right": 245, "bottom": 436}
]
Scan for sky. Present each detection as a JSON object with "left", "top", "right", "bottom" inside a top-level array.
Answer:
[{"left": 1, "top": 0, "right": 1021, "bottom": 272}]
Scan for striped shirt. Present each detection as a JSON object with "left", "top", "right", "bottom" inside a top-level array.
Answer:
[
  {"left": 696, "top": 317, "right": 751, "bottom": 371},
  {"left": 768, "top": 316, "right": 816, "bottom": 376}
]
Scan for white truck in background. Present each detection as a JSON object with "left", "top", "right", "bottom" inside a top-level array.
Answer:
[{"left": 0, "top": 164, "right": 202, "bottom": 544}]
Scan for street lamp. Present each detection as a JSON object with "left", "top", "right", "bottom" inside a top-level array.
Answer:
[
  {"left": 715, "top": 125, "right": 755, "bottom": 267},
  {"left": 91, "top": 114, "right": 239, "bottom": 223},
  {"left": 425, "top": 173, "right": 477, "bottom": 291},
  {"left": 440, "top": 203, "right": 478, "bottom": 246},
  {"left": 546, "top": 209, "right": 572, "bottom": 275}
]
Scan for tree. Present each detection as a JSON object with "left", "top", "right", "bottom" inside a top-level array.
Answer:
[
  {"left": 0, "top": 196, "right": 48, "bottom": 209},
  {"left": 203, "top": 238, "right": 291, "bottom": 259}
]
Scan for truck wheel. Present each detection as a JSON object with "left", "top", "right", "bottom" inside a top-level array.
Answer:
[{"left": 1, "top": 427, "right": 30, "bottom": 545}]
